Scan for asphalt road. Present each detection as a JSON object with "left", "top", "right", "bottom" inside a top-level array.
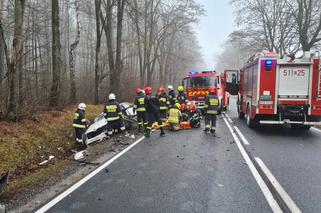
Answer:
[{"left": 37, "top": 97, "right": 321, "bottom": 213}]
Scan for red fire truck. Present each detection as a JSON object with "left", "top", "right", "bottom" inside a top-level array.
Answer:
[
  {"left": 182, "top": 71, "right": 230, "bottom": 113},
  {"left": 228, "top": 51, "right": 321, "bottom": 129}
]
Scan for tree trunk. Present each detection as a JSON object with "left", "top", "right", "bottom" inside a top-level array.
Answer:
[
  {"left": 6, "top": 0, "right": 25, "bottom": 121},
  {"left": 94, "top": 0, "right": 101, "bottom": 104},
  {"left": 112, "top": 0, "right": 125, "bottom": 95},
  {"left": 49, "top": 0, "right": 62, "bottom": 107},
  {"left": 69, "top": 0, "right": 81, "bottom": 104},
  {"left": 0, "top": 0, "right": 4, "bottom": 93}
]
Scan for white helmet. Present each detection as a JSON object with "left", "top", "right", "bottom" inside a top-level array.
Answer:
[
  {"left": 109, "top": 93, "right": 116, "bottom": 100},
  {"left": 78, "top": 103, "right": 86, "bottom": 111},
  {"left": 141, "top": 90, "right": 145, "bottom": 94},
  {"left": 168, "top": 85, "right": 173, "bottom": 90}
]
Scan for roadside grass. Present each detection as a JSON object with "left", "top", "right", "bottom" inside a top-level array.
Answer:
[{"left": 0, "top": 105, "right": 104, "bottom": 200}]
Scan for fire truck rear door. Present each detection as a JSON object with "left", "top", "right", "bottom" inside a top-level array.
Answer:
[
  {"left": 277, "top": 64, "right": 311, "bottom": 99},
  {"left": 224, "top": 70, "right": 239, "bottom": 95}
]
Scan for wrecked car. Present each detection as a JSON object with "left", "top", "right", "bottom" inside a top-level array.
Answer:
[{"left": 82, "top": 102, "right": 136, "bottom": 146}]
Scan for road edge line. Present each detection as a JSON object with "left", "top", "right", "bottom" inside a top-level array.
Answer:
[
  {"left": 35, "top": 136, "right": 146, "bottom": 213},
  {"left": 311, "top": 127, "right": 321, "bottom": 134},
  {"left": 224, "top": 113, "right": 234, "bottom": 123},
  {"left": 255, "top": 157, "right": 302, "bottom": 213},
  {"left": 234, "top": 126, "right": 250, "bottom": 145},
  {"left": 222, "top": 116, "right": 282, "bottom": 213}
]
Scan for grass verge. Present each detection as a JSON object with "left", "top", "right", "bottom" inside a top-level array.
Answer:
[{"left": 0, "top": 105, "right": 104, "bottom": 201}]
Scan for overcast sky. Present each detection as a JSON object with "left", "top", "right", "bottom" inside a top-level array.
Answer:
[{"left": 194, "top": 0, "right": 236, "bottom": 70}]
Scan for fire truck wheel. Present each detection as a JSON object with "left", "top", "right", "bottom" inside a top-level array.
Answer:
[
  {"left": 237, "top": 105, "right": 244, "bottom": 119},
  {"left": 245, "top": 106, "right": 257, "bottom": 128}
]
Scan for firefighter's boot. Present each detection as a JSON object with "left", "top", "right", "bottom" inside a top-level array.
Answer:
[
  {"left": 160, "top": 127, "right": 165, "bottom": 137},
  {"left": 138, "top": 125, "right": 142, "bottom": 133},
  {"left": 203, "top": 128, "right": 210, "bottom": 134},
  {"left": 144, "top": 129, "right": 151, "bottom": 138}
]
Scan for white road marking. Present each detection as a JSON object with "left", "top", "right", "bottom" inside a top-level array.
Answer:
[
  {"left": 35, "top": 136, "right": 146, "bottom": 213},
  {"left": 311, "top": 127, "right": 321, "bottom": 134},
  {"left": 255, "top": 157, "right": 302, "bottom": 213},
  {"left": 234, "top": 126, "right": 250, "bottom": 145},
  {"left": 223, "top": 116, "right": 283, "bottom": 213},
  {"left": 223, "top": 113, "right": 249, "bottom": 145},
  {"left": 224, "top": 113, "right": 234, "bottom": 123}
]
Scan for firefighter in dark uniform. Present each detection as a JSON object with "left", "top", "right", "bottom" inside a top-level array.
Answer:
[
  {"left": 157, "top": 86, "right": 169, "bottom": 120},
  {"left": 144, "top": 86, "right": 165, "bottom": 138},
  {"left": 72, "top": 103, "right": 88, "bottom": 146},
  {"left": 204, "top": 87, "right": 219, "bottom": 134},
  {"left": 133, "top": 88, "right": 147, "bottom": 132},
  {"left": 104, "top": 93, "right": 126, "bottom": 136},
  {"left": 167, "top": 85, "right": 176, "bottom": 109},
  {"left": 177, "top": 85, "right": 187, "bottom": 105}
]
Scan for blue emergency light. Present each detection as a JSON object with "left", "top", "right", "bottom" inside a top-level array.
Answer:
[
  {"left": 189, "top": 70, "right": 198, "bottom": 75},
  {"left": 264, "top": 60, "right": 273, "bottom": 71},
  {"left": 265, "top": 60, "right": 272, "bottom": 65}
]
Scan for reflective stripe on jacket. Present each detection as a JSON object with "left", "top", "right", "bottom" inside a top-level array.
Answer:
[
  {"left": 168, "top": 90, "right": 176, "bottom": 107},
  {"left": 168, "top": 108, "right": 181, "bottom": 123},
  {"left": 134, "top": 94, "right": 146, "bottom": 112},
  {"left": 104, "top": 100, "right": 122, "bottom": 121},
  {"left": 204, "top": 94, "right": 219, "bottom": 115},
  {"left": 73, "top": 109, "right": 86, "bottom": 128},
  {"left": 158, "top": 93, "right": 169, "bottom": 110}
]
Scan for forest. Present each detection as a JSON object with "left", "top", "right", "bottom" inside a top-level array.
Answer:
[{"left": 0, "top": 0, "right": 204, "bottom": 121}]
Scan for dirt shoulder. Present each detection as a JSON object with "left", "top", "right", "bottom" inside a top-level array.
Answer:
[{"left": 0, "top": 105, "right": 140, "bottom": 212}]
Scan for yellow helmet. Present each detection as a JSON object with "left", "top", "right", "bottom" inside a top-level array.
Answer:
[
  {"left": 175, "top": 103, "right": 181, "bottom": 109},
  {"left": 178, "top": 85, "right": 184, "bottom": 92}
]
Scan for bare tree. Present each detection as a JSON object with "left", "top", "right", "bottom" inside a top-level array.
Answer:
[
  {"left": 6, "top": 0, "right": 26, "bottom": 120},
  {"left": 49, "top": 0, "right": 62, "bottom": 107},
  {"left": 287, "top": 0, "right": 321, "bottom": 52},
  {"left": 69, "top": 0, "right": 81, "bottom": 103}
]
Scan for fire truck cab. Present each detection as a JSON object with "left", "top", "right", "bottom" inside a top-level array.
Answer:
[
  {"left": 182, "top": 70, "right": 229, "bottom": 113},
  {"left": 227, "top": 51, "right": 321, "bottom": 129}
]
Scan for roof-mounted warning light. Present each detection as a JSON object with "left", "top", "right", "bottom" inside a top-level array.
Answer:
[
  {"left": 189, "top": 71, "right": 198, "bottom": 75},
  {"left": 264, "top": 60, "right": 273, "bottom": 71}
]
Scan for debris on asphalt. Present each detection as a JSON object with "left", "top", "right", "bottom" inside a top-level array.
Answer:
[
  {"left": 105, "top": 169, "right": 109, "bottom": 173},
  {"left": 39, "top": 155, "right": 55, "bottom": 166},
  {"left": 218, "top": 184, "right": 224, "bottom": 187},
  {"left": 74, "top": 151, "right": 88, "bottom": 161},
  {"left": 226, "top": 149, "right": 230, "bottom": 152},
  {"left": 120, "top": 142, "right": 130, "bottom": 146},
  {"left": 230, "top": 141, "right": 235, "bottom": 144}
]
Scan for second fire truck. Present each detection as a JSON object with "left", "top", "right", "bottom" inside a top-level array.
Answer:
[{"left": 226, "top": 51, "right": 321, "bottom": 129}]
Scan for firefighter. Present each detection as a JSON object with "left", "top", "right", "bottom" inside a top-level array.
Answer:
[
  {"left": 188, "top": 102, "right": 201, "bottom": 128},
  {"left": 167, "top": 85, "right": 176, "bottom": 108},
  {"left": 72, "top": 103, "right": 88, "bottom": 146},
  {"left": 168, "top": 103, "right": 182, "bottom": 131},
  {"left": 177, "top": 85, "right": 187, "bottom": 105},
  {"left": 104, "top": 93, "right": 126, "bottom": 136},
  {"left": 144, "top": 86, "right": 165, "bottom": 138},
  {"left": 157, "top": 86, "right": 169, "bottom": 120},
  {"left": 180, "top": 102, "right": 189, "bottom": 121},
  {"left": 204, "top": 87, "right": 219, "bottom": 134},
  {"left": 133, "top": 88, "right": 147, "bottom": 132}
]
